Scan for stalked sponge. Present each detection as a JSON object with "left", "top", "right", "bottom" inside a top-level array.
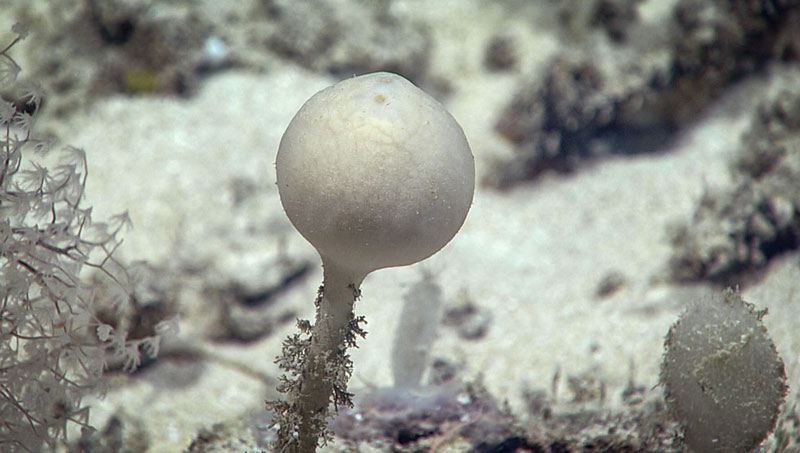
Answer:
[
  {"left": 270, "top": 72, "right": 474, "bottom": 451},
  {"left": 660, "top": 288, "right": 787, "bottom": 452},
  {"left": 276, "top": 72, "right": 475, "bottom": 282}
]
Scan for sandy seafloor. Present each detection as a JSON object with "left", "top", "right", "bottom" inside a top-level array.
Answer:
[{"left": 3, "top": 0, "right": 800, "bottom": 451}]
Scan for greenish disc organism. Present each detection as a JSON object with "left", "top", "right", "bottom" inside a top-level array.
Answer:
[{"left": 660, "top": 288, "right": 788, "bottom": 453}]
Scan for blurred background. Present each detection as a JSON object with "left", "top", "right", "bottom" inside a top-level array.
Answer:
[{"left": 2, "top": 0, "right": 799, "bottom": 451}]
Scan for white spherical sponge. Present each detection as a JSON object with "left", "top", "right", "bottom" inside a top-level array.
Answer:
[{"left": 276, "top": 72, "right": 474, "bottom": 279}]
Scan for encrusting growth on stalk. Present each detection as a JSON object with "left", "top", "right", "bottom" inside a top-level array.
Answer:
[{"left": 267, "top": 283, "right": 366, "bottom": 451}]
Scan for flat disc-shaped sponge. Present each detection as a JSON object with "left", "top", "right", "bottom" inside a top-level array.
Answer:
[{"left": 276, "top": 72, "right": 475, "bottom": 279}]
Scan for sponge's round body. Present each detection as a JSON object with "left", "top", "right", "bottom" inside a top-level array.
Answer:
[
  {"left": 276, "top": 72, "right": 474, "bottom": 280},
  {"left": 660, "top": 289, "right": 787, "bottom": 452}
]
